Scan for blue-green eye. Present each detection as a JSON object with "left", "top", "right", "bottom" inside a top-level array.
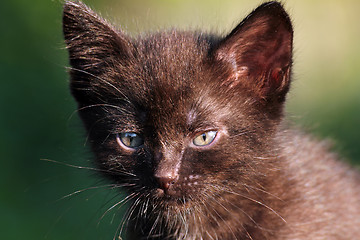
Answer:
[
  {"left": 193, "top": 131, "right": 217, "bottom": 146},
  {"left": 116, "top": 132, "right": 144, "bottom": 149}
]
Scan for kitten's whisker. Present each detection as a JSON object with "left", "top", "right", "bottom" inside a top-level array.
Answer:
[
  {"left": 66, "top": 67, "right": 132, "bottom": 104},
  {"left": 214, "top": 183, "right": 285, "bottom": 236},
  {"left": 205, "top": 193, "right": 239, "bottom": 240},
  {"left": 191, "top": 195, "right": 206, "bottom": 239},
  {"left": 252, "top": 156, "right": 274, "bottom": 160},
  {"left": 222, "top": 188, "right": 287, "bottom": 224},
  {"left": 68, "top": 103, "right": 132, "bottom": 124},
  {"left": 141, "top": 196, "right": 150, "bottom": 219},
  {"left": 41, "top": 158, "right": 137, "bottom": 177},
  {"left": 58, "top": 184, "right": 118, "bottom": 201},
  {"left": 121, "top": 196, "right": 142, "bottom": 236},
  {"left": 246, "top": 231, "right": 255, "bottom": 240},
  {"left": 228, "top": 130, "right": 255, "bottom": 138},
  {"left": 41, "top": 158, "right": 101, "bottom": 171},
  {"left": 114, "top": 192, "right": 141, "bottom": 240},
  {"left": 102, "top": 132, "right": 113, "bottom": 145},
  {"left": 99, "top": 192, "right": 137, "bottom": 226},
  {"left": 242, "top": 183, "right": 284, "bottom": 201},
  {"left": 198, "top": 193, "right": 221, "bottom": 239},
  {"left": 83, "top": 113, "right": 132, "bottom": 147},
  {"left": 148, "top": 207, "right": 162, "bottom": 239},
  {"left": 212, "top": 184, "right": 270, "bottom": 236}
]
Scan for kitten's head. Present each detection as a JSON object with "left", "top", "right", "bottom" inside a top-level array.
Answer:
[{"left": 63, "top": 0, "right": 292, "bottom": 235}]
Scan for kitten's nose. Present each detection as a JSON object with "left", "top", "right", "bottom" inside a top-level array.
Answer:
[
  {"left": 153, "top": 149, "right": 180, "bottom": 193},
  {"left": 155, "top": 176, "right": 176, "bottom": 193}
]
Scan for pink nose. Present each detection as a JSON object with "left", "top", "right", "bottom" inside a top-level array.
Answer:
[{"left": 155, "top": 176, "right": 176, "bottom": 193}]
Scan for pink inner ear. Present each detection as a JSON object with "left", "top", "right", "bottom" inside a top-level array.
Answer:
[
  {"left": 270, "top": 68, "right": 283, "bottom": 86},
  {"left": 222, "top": 66, "right": 249, "bottom": 88},
  {"left": 214, "top": 2, "right": 293, "bottom": 101},
  {"left": 234, "top": 66, "right": 249, "bottom": 81}
]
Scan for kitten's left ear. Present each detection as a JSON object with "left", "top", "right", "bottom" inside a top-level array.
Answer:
[{"left": 214, "top": 1, "right": 293, "bottom": 103}]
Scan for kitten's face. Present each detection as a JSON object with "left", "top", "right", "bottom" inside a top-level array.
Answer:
[
  {"left": 63, "top": 0, "right": 293, "bottom": 235},
  {"left": 83, "top": 32, "right": 264, "bottom": 202}
]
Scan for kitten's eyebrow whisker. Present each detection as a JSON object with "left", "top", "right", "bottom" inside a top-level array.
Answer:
[
  {"left": 82, "top": 114, "right": 127, "bottom": 147},
  {"left": 66, "top": 67, "right": 131, "bottom": 103},
  {"left": 82, "top": 116, "right": 111, "bottom": 147},
  {"left": 68, "top": 103, "right": 131, "bottom": 123}
]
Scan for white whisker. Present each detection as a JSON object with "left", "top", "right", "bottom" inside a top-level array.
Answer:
[
  {"left": 222, "top": 187, "right": 287, "bottom": 224},
  {"left": 66, "top": 67, "right": 131, "bottom": 103},
  {"left": 41, "top": 158, "right": 137, "bottom": 177},
  {"left": 58, "top": 184, "right": 119, "bottom": 201},
  {"left": 99, "top": 192, "right": 138, "bottom": 225}
]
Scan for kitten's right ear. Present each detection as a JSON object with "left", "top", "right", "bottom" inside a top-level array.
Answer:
[{"left": 63, "top": 1, "right": 133, "bottom": 103}]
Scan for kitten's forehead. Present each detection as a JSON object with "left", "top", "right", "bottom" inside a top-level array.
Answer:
[
  {"left": 136, "top": 31, "right": 209, "bottom": 87},
  {"left": 128, "top": 32, "right": 212, "bottom": 117}
]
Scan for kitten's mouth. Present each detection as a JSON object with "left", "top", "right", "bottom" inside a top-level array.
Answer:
[{"left": 153, "top": 188, "right": 190, "bottom": 205}]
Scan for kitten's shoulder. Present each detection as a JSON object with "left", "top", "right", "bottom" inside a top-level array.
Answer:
[
  {"left": 278, "top": 128, "right": 359, "bottom": 178},
  {"left": 276, "top": 128, "right": 360, "bottom": 239}
]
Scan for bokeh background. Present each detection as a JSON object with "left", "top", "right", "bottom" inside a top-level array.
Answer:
[{"left": 1, "top": 0, "right": 359, "bottom": 239}]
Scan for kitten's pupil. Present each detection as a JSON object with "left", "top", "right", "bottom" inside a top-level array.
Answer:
[
  {"left": 118, "top": 132, "right": 143, "bottom": 148},
  {"left": 202, "top": 134, "right": 206, "bottom": 141},
  {"left": 193, "top": 130, "right": 217, "bottom": 146}
]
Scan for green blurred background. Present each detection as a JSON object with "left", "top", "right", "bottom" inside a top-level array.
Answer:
[{"left": 1, "top": 0, "right": 359, "bottom": 239}]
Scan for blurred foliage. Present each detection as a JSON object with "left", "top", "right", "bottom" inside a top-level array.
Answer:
[{"left": 1, "top": 0, "right": 359, "bottom": 239}]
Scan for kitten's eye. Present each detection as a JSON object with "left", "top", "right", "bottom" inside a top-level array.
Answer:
[
  {"left": 193, "top": 131, "right": 217, "bottom": 146},
  {"left": 117, "top": 132, "right": 144, "bottom": 149}
]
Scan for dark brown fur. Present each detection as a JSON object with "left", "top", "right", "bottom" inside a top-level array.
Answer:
[{"left": 63, "top": 1, "right": 360, "bottom": 239}]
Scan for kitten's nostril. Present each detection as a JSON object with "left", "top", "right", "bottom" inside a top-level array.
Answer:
[{"left": 156, "top": 176, "right": 176, "bottom": 192}]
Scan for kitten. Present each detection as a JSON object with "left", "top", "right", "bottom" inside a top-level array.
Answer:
[{"left": 63, "top": 1, "right": 360, "bottom": 239}]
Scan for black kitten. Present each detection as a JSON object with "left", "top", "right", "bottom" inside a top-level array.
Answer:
[{"left": 63, "top": 1, "right": 360, "bottom": 239}]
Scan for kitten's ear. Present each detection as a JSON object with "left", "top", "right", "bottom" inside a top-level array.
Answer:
[
  {"left": 63, "top": 1, "right": 133, "bottom": 103},
  {"left": 214, "top": 1, "right": 293, "bottom": 103}
]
